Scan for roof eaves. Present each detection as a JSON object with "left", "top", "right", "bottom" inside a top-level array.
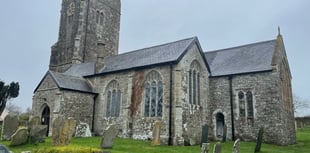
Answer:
[{"left": 209, "top": 69, "right": 273, "bottom": 78}]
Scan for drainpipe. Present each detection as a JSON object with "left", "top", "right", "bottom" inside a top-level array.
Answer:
[
  {"left": 228, "top": 75, "right": 235, "bottom": 140},
  {"left": 168, "top": 63, "right": 173, "bottom": 145}
]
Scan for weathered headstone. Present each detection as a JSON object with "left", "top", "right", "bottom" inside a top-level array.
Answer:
[
  {"left": 29, "top": 116, "right": 41, "bottom": 126},
  {"left": 52, "top": 117, "right": 76, "bottom": 146},
  {"left": 0, "top": 145, "right": 10, "bottom": 153},
  {"left": 29, "top": 125, "right": 48, "bottom": 144},
  {"left": 213, "top": 142, "right": 221, "bottom": 153},
  {"left": 201, "top": 124, "right": 208, "bottom": 146},
  {"left": 201, "top": 143, "right": 209, "bottom": 153},
  {"left": 254, "top": 127, "right": 264, "bottom": 153},
  {"left": 101, "top": 124, "right": 118, "bottom": 149},
  {"left": 1, "top": 114, "right": 19, "bottom": 141},
  {"left": 233, "top": 139, "right": 240, "bottom": 153},
  {"left": 10, "top": 127, "right": 29, "bottom": 146},
  {"left": 151, "top": 120, "right": 162, "bottom": 145},
  {"left": 222, "top": 124, "right": 227, "bottom": 142},
  {"left": 75, "top": 122, "right": 92, "bottom": 137}
]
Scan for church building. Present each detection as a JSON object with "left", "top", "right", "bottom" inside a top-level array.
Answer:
[{"left": 32, "top": 0, "right": 296, "bottom": 146}]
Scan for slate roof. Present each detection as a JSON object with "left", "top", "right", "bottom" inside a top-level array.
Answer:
[
  {"left": 34, "top": 70, "right": 95, "bottom": 94},
  {"left": 204, "top": 40, "right": 276, "bottom": 77},
  {"left": 98, "top": 37, "right": 200, "bottom": 74},
  {"left": 64, "top": 62, "right": 95, "bottom": 76}
]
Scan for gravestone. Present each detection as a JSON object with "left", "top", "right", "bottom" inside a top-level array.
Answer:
[
  {"left": 201, "top": 143, "right": 209, "bottom": 153},
  {"left": 254, "top": 127, "right": 264, "bottom": 153},
  {"left": 52, "top": 117, "right": 76, "bottom": 146},
  {"left": 213, "top": 142, "right": 221, "bottom": 153},
  {"left": 29, "top": 125, "right": 48, "bottom": 144},
  {"left": 0, "top": 145, "right": 10, "bottom": 153},
  {"left": 75, "top": 122, "right": 92, "bottom": 137},
  {"left": 151, "top": 120, "right": 162, "bottom": 145},
  {"left": 10, "top": 127, "right": 29, "bottom": 146},
  {"left": 233, "top": 139, "right": 240, "bottom": 153},
  {"left": 222, "top": 124, "right": 227, "bottom": 142},
  {"left": 101, "top": 124, "right": 118, "bottom": 149},
  {"left": 1, "top": 114, "right": 19, "bottom": 141},
  {"left": 29, "top": 116, "right": 41, "bottom": 126},
  {"left": 201, "top": 124, "right": 208, "bottom": 146}
]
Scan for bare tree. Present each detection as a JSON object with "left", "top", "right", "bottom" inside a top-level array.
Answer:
[
  {"left": 6, "top": 102, "right": 22, "bottom": 116},
  {"left": 293, "top": 93, "right": 310, "bottom": 114}
]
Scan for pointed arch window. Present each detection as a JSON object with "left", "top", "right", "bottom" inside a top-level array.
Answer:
[
  {"left": 106, "top": 80, "right": 121, "bottom": 117},
  {"left": 238, "top": 90, "right": 254, "bottom": 118},
  {"left": 144, "top": 71, "right": 163, "bottom": 117},
  {"left": 189, "top": 60, "right": 201, "bottom": 105}
]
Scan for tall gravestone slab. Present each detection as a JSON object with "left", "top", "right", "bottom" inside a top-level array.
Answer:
[
  {"left": 1, "top": 114, "right": 19, "bottom": 141},
  {"left": 254, "top": 127, "right": 264, "bottom": 153},
  {"left": 0, "top": 144, "right": 10, "bottom": 153},
  {"left": 213, "top": 142, "right": 221, "bottom": 153},
  {"left": 222, "top": 124, "right": 227, "bottom": 142},
  {"left": 101, "top": 124, "right": 118, "bottom": 149},
  {"left": 201, "top": 143, "right": 209, "bottom": 153},
  {"left": 29, "top": 125, "right": 48, "bottom": 144},
  {"left": 10, "top": 127, "right": 29, "bottom": 146},
  {"left": 52, "top": 117, "right": 76, "bottom": 146},
  {"left": 151, "top": 120, "right": 162, "bottom": 145},
  {"left": 233, "top": 139, "right": 240, "bottom": 153},
  {"left": 201, "top": 124, "right": 208, "bottom": 146}
]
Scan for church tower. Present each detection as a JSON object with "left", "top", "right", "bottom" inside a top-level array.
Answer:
[{"left": 49, "top": 0, "right": 121, "bottom": 72}]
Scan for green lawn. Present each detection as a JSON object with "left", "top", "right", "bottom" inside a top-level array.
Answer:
[{"left": 1, "top": 128, "right": 310, "bottom": 153}]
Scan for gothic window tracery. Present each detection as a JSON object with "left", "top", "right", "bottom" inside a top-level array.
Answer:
[
  {"left": 238, "top": 90, "right": 254, "bottom": 118},
  {"left": 144, "top": 71, "right": 163, "bottom": 117},
  {"left": 106, "top": 80, "right": 121, "bottom": 117},
  {"left": 189, "top": 60, "right": 201, "bottom": 105}
]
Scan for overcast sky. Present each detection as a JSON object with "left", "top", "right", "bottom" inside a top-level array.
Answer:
[{"left": 0, "top": 1, "right": 309, "bottom": 116}]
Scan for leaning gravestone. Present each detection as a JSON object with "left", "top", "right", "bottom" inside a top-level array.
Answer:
[
  {"left": 233, "top": 139, "right": 240, "bottom": 153},
  {"left": 75, "top": 122, "right": 92, "bottom": 137},
  {"left": 52, "top": 117, "right": 76, "bottom": 146},
  {"left": 201, "top": 124, "right": 208, "bottom": 146},
  {"left": 213, "top": 142, "right": 221, "bottom": 153},
  {"left": 151, "top": 120, "right": 162, "bottom": 145},
  {"left": 10, "top": 127, "right": 29, "bottom": 146},
  {"left": 101, "top": 124, "right": 118, "bottom": 149},
  {"left": 1, "top": 114, "right": 19, "bottom": 141},
  {"left": 201, "top": 143, "right": 209, "bottom": 153},
  {"left": 254, "top": 127, "right": 264, "bottom": 153},
  {"left": 29, "top": 125, "right": 48, "bottom": 144},
  {"left": 0, "top": 144, "right": 10, "bottom": 153},
  {"left": 222, "top": 124, "right": 227, "bottom": 142}
]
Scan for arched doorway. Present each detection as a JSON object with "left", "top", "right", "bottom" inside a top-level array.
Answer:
[
  {"left": 41, "top": 106, "right": 50, "bottom": 136},
  {"left": 216, "top": 112, "right": 225, "bottom": 138}
]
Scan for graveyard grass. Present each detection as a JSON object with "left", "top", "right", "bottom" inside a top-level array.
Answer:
[{"left": 0, "top": 128, "right": 310, "bottom": 153}]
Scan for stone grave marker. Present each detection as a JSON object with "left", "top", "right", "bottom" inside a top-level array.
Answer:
[
  {"left": 213, "top": 142, "right": 221, "bottom": 153},
  {"left": 201, "top": 143, "right": 209, "bottom": 153},
  {"left": 75, "top": 122, "right": 92, "bottom": 137},
  {"left": 29, "top": 116, "right": 41, "bottom": 126},
  {"left": 0, "top": 144, "right": 10, "bottom": 153},
  {"left": 151, "top": 120, "right": 162, "bottom": 145},
  {"left": 52, "top": 117, "right": 76, "bottom": 146},
  {"left": 29, "top": 125, "right": 48, "bottom": 144},
  {"left": 201, "top": 124, "right": 208, "bottom": 146},
  {"left": 101, "top": 124, "right": 118, "bottom": 149},
  {"left": 1, "top": 114, "right": 19, "bottom": 141},
  {"left": 222, "top": 124, "right": 227, "bottom": 142},
  {"left": 233, "top": 139, "right": 240, "bottom": 153},
  {"left": 10, "top": 127, "right": 29, "bottom": 146},
  {"left": 254, "top": 127, "right": 264, "bottom": 153}
]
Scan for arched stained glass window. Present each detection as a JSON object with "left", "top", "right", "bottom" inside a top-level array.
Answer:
[
  {"left": 246, "top": 91, "right": 253, "bottom": 118},
  {"left": 189, "top": 60, "right": 201, "bottom": 105},
  {"left": 238, "top": 91, "right": 245, "bottom": 117},
  {"left": 144, "top": 71, "right": 163, "bottom": 117},
  {"left": 106, "top": 80, "right": 121, "bottom": 117}
]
